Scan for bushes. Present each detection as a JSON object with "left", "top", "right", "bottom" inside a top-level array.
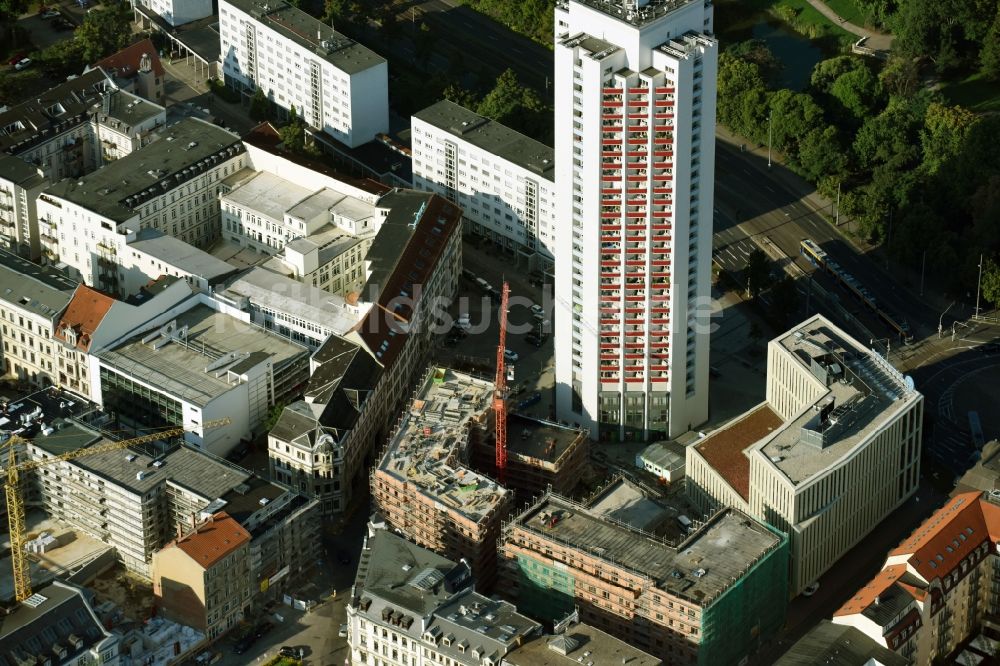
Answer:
[{"left": 207, "top": 79, "right": 241, "bottom": 103}]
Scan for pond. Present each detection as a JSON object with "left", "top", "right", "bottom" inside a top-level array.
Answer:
[{"left": 716, "top": 4, "right": 831, "bottom": 91}]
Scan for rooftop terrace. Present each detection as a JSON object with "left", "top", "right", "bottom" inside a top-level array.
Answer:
[
  {"left": 510, "top": 495, "right": 783, "bottom": 607},
  {"left": 377, "top": 368, "right": 509, "bottom": 523}
]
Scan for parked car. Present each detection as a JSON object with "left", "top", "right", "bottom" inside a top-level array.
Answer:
[
  {"left": 530, "top": 304, "right": 544, "bottom": 316},
  {"left": 802, "top": 582, "right": 820, "bottom": 597},
  {"left": 525, "top": 332, "right": 547, "bottom": 347},
  {"left": 40, "top": 8, "right": 61, "bottom": 18},
  {"left": 53, "top": 17, "right": 74, "bottom": 30},
  {"left": 279, "top": 646, "right": 301, "bottom": 658},
  {"left": 504, "top": 349, "right": 519, "bottom": 363},
  {"left": 338, "top": 623, "right": 349, "bottom": 638},
  {"left": 14, "top": 58, "right": 32, "bottom": 71},
  {"left": 233, "top": 635, "right": 257, "bottom": 654},
  {"left": 7, "top": 52, "right": 27, "bottom": 66},
  {"left": 254, "top": 621, "right": 274, "bottom": 638}
]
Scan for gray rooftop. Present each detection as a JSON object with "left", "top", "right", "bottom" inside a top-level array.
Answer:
[
  {"left": 130, "top": 228, "right": 236, "bottom": 282},
  {"left": 98, "top": 88, "right": 164, "bottom": 129},
  {"left": 637, "top": 440, "right": 686, "bottom": 472},
  {"left": 587, "top": 477, "right": 675, "bottom": 533},
  {"left": 377, "top": 368, "right": 510, "bottom": 523},
  {"left": 222, "top": 170, "right": 312, "bottom": 222},
  {"left": 775, "top": 620, "right": 908, "bottom": 666},
  {"left": 758, "top": 316, "right": 922, "bottom": 485},
  {"left": 220, "top": 266, "right": 365, "bottom": 336},
  {"left": 98, "top": 303, "right": 308, "bottom": 406},
  {"left": 0, "top": 248, "right": 77, "bottom": 320},
  {"left": 31, "top": 422, "right": 250, "bottom": 496},
  {"left": 352, "top": 529, "right": 539, "bottom": 662},
  {"left": 43, "top": 117, "right": 243, "bottom": 222},
  {"left": 0, "top": 154, "right": 44, "bottom": 187},
  {"left": 0, "top": 580, "right": 114, "bottom": 663},
  {"left": 223, "top": 0, "right": 386, "bottom": 74},
  {"left": 506, "top": 623, "right": 662, "bottom": 666},
  {"left": 414, "top": 100, "right": 553, "bottom": 181},
  {"left": 512, "top": 496, "right": 783, "bottom": 607},
  {"left": 506, "top": 414, "right": 587, "bottom": 467}
]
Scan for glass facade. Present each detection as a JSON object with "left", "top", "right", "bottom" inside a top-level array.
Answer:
[{"left": 100, "top": 366, "right": 183, "bottom": 431}]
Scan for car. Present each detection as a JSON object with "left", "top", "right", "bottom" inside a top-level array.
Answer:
[
  {"left": 40, "top": 8, "right": 61, "bottom": 18},
  {"left": 233, "top": 635, "right": 257, "bottom": 654},
  {"left": 530, "top": 304, "right": 544, "bottom": 316},
  {"left": 504, "top": 349, "right": 519, "bottom": 363},
  {"left": 14, "top": 58, "right": 32, "bottom": 71},
  {"left": 254, "top": 621, "right": 274, "bottom": 638},
  {"left": 7, "top": 52, "right": 27, "bottom": 66},
  {"left": 338, "top": 623, "right": 348, "bottom": 638},
  {"left": 802, "top": 582, "right": 820, "bottom": 597},
  {"left": 279, "top": 646, "right": 301, "bottom": 658},
  {"left": 337, "top": 549, "right": 351, "bottom": 565}
]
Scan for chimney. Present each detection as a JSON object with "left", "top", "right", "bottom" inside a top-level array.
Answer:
[
  {"left": 176, "top": 523, "right": 183, "bottom": 540},
  {"left": 190, "top": 513, "right": 197, "bottom": 530},
  {"left": 874, "top": 595, "right": 880, "bottom": 606}
]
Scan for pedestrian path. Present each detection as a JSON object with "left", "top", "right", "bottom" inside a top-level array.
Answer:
[{"left": 803, "top": 0, "right": 894, "bottom": 51}]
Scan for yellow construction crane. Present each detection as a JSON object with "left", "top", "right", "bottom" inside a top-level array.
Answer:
[{"left": 2, "top": 417, "right": 231, "bottom": 602}]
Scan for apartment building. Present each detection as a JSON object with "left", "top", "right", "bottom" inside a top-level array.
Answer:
[
  {"left": 0, "top": 70, "right": 165, "bottom": 184},
  {"left": 346, "top": 526, "right": 541, "bottom": 666},
  {"left": 216, "top": 266, "right": 368, "bottom": 350},
  {"left": 833, "top": 492, "right": 1000, "bottom": 663},
  {"left": 268, "top": 334, "right": 383, "bottom": 515},
  {"left": 28, "top": 417, "right": 318, "bottom": 585},
  {"left": 775, "top": 620, "right": 908, "bottom": 666},
  {"left": 95, "top": 299, "right": 309, "bottom": 456},
  {"left": 152, "top": 512, "right": 252, "bottom": 638},
  {"left": 499, "top": 493, "right": 788, "bottom": 665},
  {"left": 686, "top": 315, "right": 923, "bottom": 595},
  {"left": 504, "top": 620, "right": 662, "bottom": 666},
  {"left": 36, "top": 118, "right": 246, "bottom": 295},
  {"left": 92, "top": 39, "right": 166, "bottom": 104},
  {"left": 372, "top": 368, "right": 513, "bottom": 587},
  {"left": 553, "top": 0, "right": 718, "bottom": 442},
  {"left": 411, "top": 100, "right": 557, "bottom": 269},
  {"left": 135, "top": 0, "right": 211, "bottom": 26},
  {"left": 218, "top": 0, "right": 388, "bottom": 148},
  {"left": 0, "top": 155, "right": 47, "bottom": 259},
  {"left": 0, "top": 580, "right": 121, "bottom": 666},
  {"left": 0, "top": 249, "right": 76, "bottom": 388}
]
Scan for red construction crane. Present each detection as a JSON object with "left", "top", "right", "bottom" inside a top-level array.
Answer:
[{"left": 494, "top": 281, "right": 510, "bottom": 482}]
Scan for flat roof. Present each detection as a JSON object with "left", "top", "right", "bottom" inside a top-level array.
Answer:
[
  {"left": 567, "top": 0, "right": 703, "bottom": 28},
  {"left": 222, "top": 170, "right": 312, "bottom": 221},
  {"left": 760, "top": 317, "right": 920, "bottom": 485},
  {"left": 377, "top": 368, "right": 510, "bottom": 523},
  {"left": 220, "top": 266, "right": 365, "bottom": 336},
  {"left": 507, "top": 623, "right": 661, "bottom": 666},
  {"left": 512, "top": 495, "right": 783, "bottom": 606},
  {"left": 0, "top": 248, "right": 77, "bottom": 320},
  {"left": 587, "top": 477, "right": 674, "bottom": 533},
  {"left": 506, "top": 414, "right": 586, "bottom": 466},
  {"left": 31, "top": 422, "right": 251, "bottom": 496},
  {"left": 0, "top": 154, "right": 44, "bottom": 187},
  {"left": 413, "top": 100, "right": 553, "bottom": 181},
  {"left": 775, "top": 620, "right": 908, "bottom": 666},
  {"left": 223, "top": 0, "right": 385, "bottom": 74},
  {"left": 130, "top": 228, "right": 236, "bottom": 281},
  {"left": 694, "top": 404, "right": 783, "bottom": 501},
  {"left": 43, "top": 117, "right": 243, "bottom": 222},
  {"left": 98, "top": 303, "right": 307, "bottom": 406},
  {"left": 99, "top": 88, "right": 164, "bottom": 128}
]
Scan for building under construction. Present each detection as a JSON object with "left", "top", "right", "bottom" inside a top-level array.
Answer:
[{"left": 371, "top": 367, "right": 588, "bottom": 588}]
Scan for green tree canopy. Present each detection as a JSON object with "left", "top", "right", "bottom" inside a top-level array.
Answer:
[
  {"left": 982, "top": 8, "right": 1000, "bottom": 79},
  {"left": 717, "top": 54, "right": 769, "bottom": 143},
  {"left": 767, "top": 89, "right": 824, "bottom": 160},
  {"left": 829, "top": 66, "right": 883, "bottom": 123},
  {"left": 810, "top": 55, "right": 865, "bottom": 94},
  {"left": 920, "top": 102, "right": 980, "bottom": 175},
  {"left": 75, "top": 2, "right": 132, "bottom": 63},
  {"left": 742, "top": 249, "right": 771, "bottom": 300},
  {"left": 797, "top": 125, "right": 847, "bottom": 182},
  {"left": 981, "top": 257, "right": 1000, "bottom": 309}
]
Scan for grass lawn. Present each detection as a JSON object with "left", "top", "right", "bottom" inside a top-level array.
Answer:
[
  {"left": 778, "top": 0, "right": 856, "bottom": 45},
  {"left": 941, "top": 73, "right": 1000, "bottom": 113},
  {"left": 821, "top": 0, "right": 867, "bottom": 27}
]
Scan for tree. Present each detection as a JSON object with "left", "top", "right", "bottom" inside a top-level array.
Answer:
[
  {"left": 249, "top": 87, "right": 269, "bottom": 121},
  {"left": 982, "top": 258, "right": 1000, "bottom": 309},
  {"left": 742, "top": 249, "right": 771, "bottom": 301},
  {"left": 920, "top": 102, "right": 980, "bottom": 175},
  {"left": 323, "top": 0, "right": 351, "bottom": 24},
  {"left": 767, "top": 89, "right": 824, "bottom": 161},
  {"left": 32, "top": 38, "right": 84, "bottom": 78},
  {"left": 717, "top": 54, "right": 769, "bottom": 142},
  {"left": 982, "top": 8, "right": 1000, "bottom": 79},
  {"left": 263, "top": 402, "right": 288, "bottom": 433},
  {"left": 475, "top": 68, "right": 550, "bottom": 140},
  {"left": 279, "top": 105, "right": 305, "bottom": 153},
  {"left": 725, "top": 39, "right": 782, "bottom": 86},
  {"left": 0, "top": 0, "right": 30, "bottom": 51},
  {"left": 829, "top": 66, "right": 883, "bottom": 123},
  {"left": 853, "top": 99, "right": 922, "bottom": 172},
  {"left": 879, "top": 56, "right": 921, "bottom": 97},
  {"left": 810, "top": 56, "right": 865, "bottom": 94},
  {"left": 75, "top": 2, "right": 132, "bottom": 63},
  {"left": 797, "top": 125, "right": 847, "bottom": 181}
]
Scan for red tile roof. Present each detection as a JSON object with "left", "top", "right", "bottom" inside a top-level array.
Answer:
[
  {"left": 834, "top": 564, "right": 909, "bottom": 617},
  {"left": 694, "top": 404, "right": 783, "bottom": 501},
  {"left": 54, "top": 285, "right": 116, "bottom": 352},
  {"left": 95, "top": 38, "right": 165, "bottom": 79},
  {"left": 890, "top": 492, "right": 988, "bottom": 582},
  {"left": 173, "top": 512, "right": 250, "bottom": 569}
]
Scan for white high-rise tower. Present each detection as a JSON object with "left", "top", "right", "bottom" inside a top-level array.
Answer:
[{"left": 553, "top": 0, "right": 717, "bottom": 441}]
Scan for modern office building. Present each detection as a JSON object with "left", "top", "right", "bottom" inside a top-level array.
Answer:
[
  {"left": 499, "top": 492, "right": 788, "bottom": 665},
  {"left": 36, "top": 118, "right": 246, "bottom": 294},
  {"left": 0, "top": 580, "right": 121, "bottom": 665},
  {"left": 218, "top": 0, "right": 388, "bottom": 148},
  {"left": 686, "top": 315, "right": 923, "bottom": 595},
  {"left": 95, "top": 300, "right": 310, "bottom": 456},
  {"left": 346, "top": 526, "right": 541, "bottom": 666},
  {"left": 552, "top": 0, "right": 718, "bottom": 442},
  {"left": 833, "top": 491, "right": 1000, "bottom": 664},
  {"left": 0, "top": 249, "right": 77, "bottom": 388},
  {"left": 412, "top": 100, "right": 557, "bottom": 269},
  {"left": 152, "top": 512, "right": 252, "bottom": 638},
  {"left": 0, "top": 155, "right": 47, "bottom": 259}
]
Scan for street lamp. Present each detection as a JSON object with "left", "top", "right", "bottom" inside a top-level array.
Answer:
[
  {"left": 767, "top": 111, "right": 773, "bottom": 168},
  {"left": 939, "top": 301, "right": 954, "bottom": 338},
  {"left": 975, "top": 254, "right": 984, "bottom": 319}
]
